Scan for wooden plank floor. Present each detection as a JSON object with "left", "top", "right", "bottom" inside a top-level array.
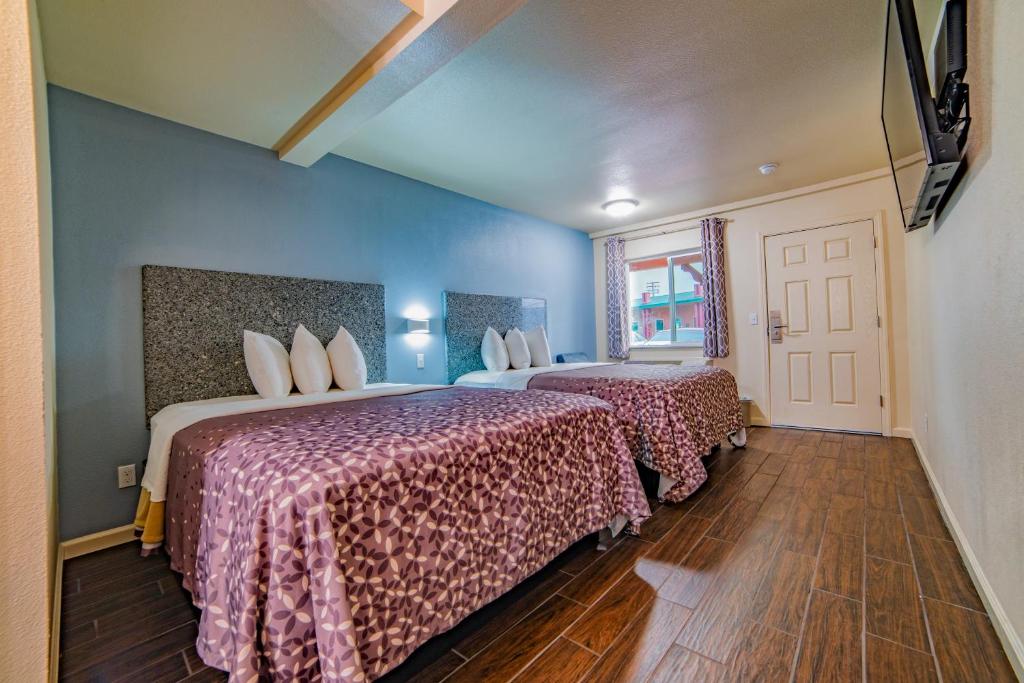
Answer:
[{"left": 58, "top": 428, "right": 1017, "bottom": 682}]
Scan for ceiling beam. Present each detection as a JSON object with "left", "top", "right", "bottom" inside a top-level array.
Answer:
[
  {"left": 274, "top": 0, "right": 528, "bottom": 167},
  {"left": 399, "top": 0, "right": 426, "bottom": 15}
]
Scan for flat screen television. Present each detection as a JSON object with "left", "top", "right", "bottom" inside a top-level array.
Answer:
[{"left": 882, "top": 0, "right": 969, "bottom": 231}]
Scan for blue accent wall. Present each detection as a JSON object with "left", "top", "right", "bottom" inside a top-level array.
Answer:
[{"left": 49, "top": 86, "right": 596, "bottom": 539}]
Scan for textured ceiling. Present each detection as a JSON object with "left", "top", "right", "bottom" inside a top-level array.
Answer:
[
  {"left": 39, "top": 0, "right": 895, "bottom": 232},
  {"left": 335, "top": 0, "right": 892, "bottom": 231},
  {"left": 38, "top": 0, "right": 410, "bottom": 148}
]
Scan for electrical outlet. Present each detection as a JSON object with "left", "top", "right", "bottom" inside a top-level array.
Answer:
[
  {"left": 416, "top": 353, "right": 425, "bottom": 369},
  {"left": 923, "top": 413, "right": 928, "bottom": 433},
  {"left": 117, "top": 464, "right": 136, "bottom": 489}
]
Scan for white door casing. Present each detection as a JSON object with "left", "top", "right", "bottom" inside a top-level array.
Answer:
[{"left": 765, "top": 220, "right": 883, "bottom": 433}]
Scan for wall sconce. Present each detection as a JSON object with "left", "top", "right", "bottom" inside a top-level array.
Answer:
[{"left": 406, "top": 318, "right": 430, "bottom": 334}]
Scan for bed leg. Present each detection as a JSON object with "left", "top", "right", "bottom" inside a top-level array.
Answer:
[
  {"left": 597, "top": 527, "right": 613, "bottom": 551},
  {"left": 728, "top": 427, "right": 748, "bottom": 448}
]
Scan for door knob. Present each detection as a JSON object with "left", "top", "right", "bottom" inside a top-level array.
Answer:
[{"left": 768, "top": 309, "right": 786, "bottom": 344}]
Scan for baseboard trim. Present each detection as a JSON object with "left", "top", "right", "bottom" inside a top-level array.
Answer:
[
  {"left": 61, "top": 524, "right": 136, "bottom": 560},
  {"left": 750, "top": 417, "right": 771, "bottom": 427},
  {"left": 891, "top": 427, "right": 914, "bottom": 439},
  {"left": 906, "top": 429, "right": 1024, "bottom": 679}
]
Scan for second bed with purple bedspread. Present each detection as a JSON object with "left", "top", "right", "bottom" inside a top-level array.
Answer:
[
  {"left": 527, "top": 364, "right": 744, "bottom": 502},
  {"left": 163, "top": 386, "right": 649, "bottom": 682}
]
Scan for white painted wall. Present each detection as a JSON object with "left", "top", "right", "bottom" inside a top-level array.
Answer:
[
  {"left": 903, "top": 0, "right": 1024, "bottom": 671},
  {"left": 0, "top": 0, "right": 57, "bottom": 679},
  {"left": 593, "top": 170, "right": 911, "bottom": 432}
]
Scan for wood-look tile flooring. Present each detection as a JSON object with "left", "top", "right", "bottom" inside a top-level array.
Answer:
[{"left": 58, "top": 428, "right": 1017, "bottom": 682}]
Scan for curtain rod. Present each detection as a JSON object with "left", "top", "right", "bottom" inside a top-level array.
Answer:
[{"left": 620, "top": 219, "right": 729, "bottom": 242}]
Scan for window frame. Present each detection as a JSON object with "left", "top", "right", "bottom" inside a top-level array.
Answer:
[{"left": 626, "top": 247, "right": 706, "bottom": 350}]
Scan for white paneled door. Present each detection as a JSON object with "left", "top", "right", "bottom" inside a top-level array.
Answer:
[{"left": 765, "top": 220, "right": 882, "bottom": 433}]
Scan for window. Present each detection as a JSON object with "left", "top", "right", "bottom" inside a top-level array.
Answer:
[{"left": 628, "top": 250, "right": 705, "bottom": 348}]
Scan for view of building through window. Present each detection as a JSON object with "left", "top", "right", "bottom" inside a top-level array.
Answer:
[{"left": 628, "top": 250, "right": 705, "bottom": 347}]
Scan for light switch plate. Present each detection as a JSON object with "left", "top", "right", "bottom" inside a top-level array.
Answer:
[
  {"left": 416, "top": 353, "right": 425, "bottom": 369},
  {"left": 749, "top": 312, "right": 758, "bottom": 325}
]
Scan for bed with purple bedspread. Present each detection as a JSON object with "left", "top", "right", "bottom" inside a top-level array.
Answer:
[
  {"left": 528, "top": 365, "right": 744, "bottom": 501},
  {"left": 162, "top": 386, "right": 649, "bottom": 682},
  {"left": 457, "top": 363, "right": 744, "bottom": 503}
]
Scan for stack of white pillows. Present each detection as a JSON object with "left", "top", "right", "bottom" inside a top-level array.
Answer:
[
  {"left": 481, "top": 325, "right": 553, "bottom": 372},
  {"left": 243, "top": 325, "right": 367, "bottom": 399}
]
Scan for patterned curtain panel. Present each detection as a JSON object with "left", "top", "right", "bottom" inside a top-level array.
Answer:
[
  {"left": 605, "top": 237, "right": 630, "bottom": 359},
  {"left": 700, "top": 217, "right": 730, "bottom": 358}
]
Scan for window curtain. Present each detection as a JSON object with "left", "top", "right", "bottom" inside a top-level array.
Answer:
[
  {"left": 605, "top": 237, "right": 630, "bottom": 359},
  {"left": 700, "top": 217, "right": 729, "bottom": 358}
]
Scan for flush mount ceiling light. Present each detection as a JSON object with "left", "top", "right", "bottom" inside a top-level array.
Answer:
[
  {"left": 602, "top": 198, "right": 639, "bottom": 217},
  {"left": 758, "top": 162, "right": 779, "bottom": 176}
]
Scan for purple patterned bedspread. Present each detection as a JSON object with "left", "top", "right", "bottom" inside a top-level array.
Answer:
[
  {"left": 528, "top": 364, "right": 743, "bottom": 502},
  {"left": 163, "top": 386, "right": 648, "bottom": 682}
]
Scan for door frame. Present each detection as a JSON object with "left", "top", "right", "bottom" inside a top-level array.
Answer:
[{"left": 757, "top": 211, "right": 893, "bottom": 436}]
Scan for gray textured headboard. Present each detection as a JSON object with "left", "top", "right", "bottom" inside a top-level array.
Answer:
[
  {"left": 443, "top": 291, "right": 546, "bottom": 384},
  {"left": 142, "top": 265, "right": 386, "bottom": 420}
]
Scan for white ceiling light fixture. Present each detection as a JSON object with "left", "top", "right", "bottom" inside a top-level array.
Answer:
[
  {"left": 602, "top": 198, "right": 639, "bottom": 217},
  {"left": 758, "top": 162, "right": 779, "bottom": 176}
]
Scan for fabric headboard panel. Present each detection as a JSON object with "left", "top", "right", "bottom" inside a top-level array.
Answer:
[
  {"left": 142, "top": 265, "right": 386, "bottom": 420},
  {"left": 443, "top": 291, "right": 546, "bottom": 384}
]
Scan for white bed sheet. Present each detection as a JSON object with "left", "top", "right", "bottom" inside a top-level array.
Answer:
[
  {"left": 141, "top": 383, "right": 446, "bottom": 502},
  {"left": 454, "top": 362, "right": 612, "bottom": 390}
]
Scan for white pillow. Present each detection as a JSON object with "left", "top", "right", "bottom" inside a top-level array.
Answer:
[
  {"left": 504, "top": 328, "right": 532, "bottom": 370},
  {"left": 243, "top": 330, "right": 293, "bottom": 398},
  {"left": 326, "top": 325, "right": 367, "bottom": 390},
  {"left": 525, "top": 326, "right": 552, "bottom": 367},
  {"left": 481, "top": 326, "right": 510, "bottom": 372},
  {"left": 290, "top": 325, "right": 332, "bottom": 394}
]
